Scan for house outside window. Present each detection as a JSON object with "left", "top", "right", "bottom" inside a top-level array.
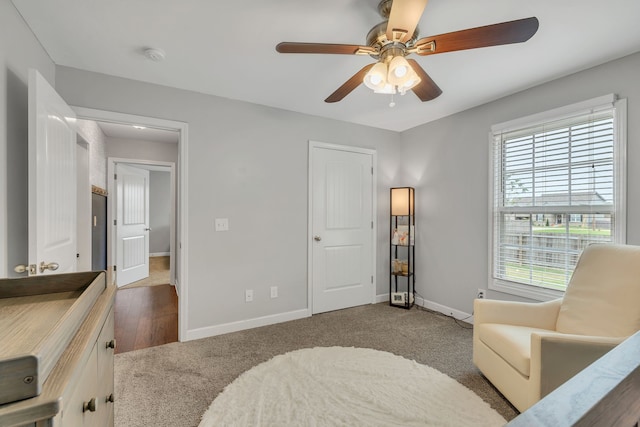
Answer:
[{"left": 489, "top": 95, "right": 627, "bottom": 300}]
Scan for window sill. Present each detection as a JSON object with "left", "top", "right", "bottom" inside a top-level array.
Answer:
[{"left": 490, "top": 278, "right": 564, "bottom": 302}]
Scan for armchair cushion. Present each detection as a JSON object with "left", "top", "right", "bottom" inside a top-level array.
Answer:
[
  {"left": 556, "top": 244, "right": 640, "bottom": 337},
  {"left": 477, "top": 324, "right": 555, "bottom": 376}
]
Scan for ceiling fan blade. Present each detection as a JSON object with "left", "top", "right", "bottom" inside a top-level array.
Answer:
[
  {"left": 407, "top": 59, "right": 442, "bottom": 101},
  {"left": 386, "top": 0, "right": 429, "bottom": 43},
  {"left": 413, "top": 17, "right": 539, "bottom": 55},
  {"left": 325, "top": 64, "right": 375, "bottom": 103},
  {"left": 276, "top": 42, "right": 376, "bottom": 55}
]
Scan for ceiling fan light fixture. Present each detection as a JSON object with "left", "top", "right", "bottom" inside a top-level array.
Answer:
[
  {"left": 389, "top": 55, "right": 409, "bottom": 78},
  {"left": 403, "top": 69, "right": 421, "bottom": 89},
  {"left": 363, "top": 62, "right": 388, "bottom": 91},
  {"left": 394, "top": 66, "right": 407, "bottom": 78},
  {"left": 387, "top": 55, "right": 414, "bottom": 87},
  {"left": 374, "top": 83, "right": 396, "bottom": 95}
]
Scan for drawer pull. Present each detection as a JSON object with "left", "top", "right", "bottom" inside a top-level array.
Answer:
[
  {"left": 106, "top": 339, "right": 116, "bottom": 350},
  {"left": 107, "top": 393, "right": 115, "bottom": 403},
  {"left": 82, "top": 397, "right": 96, "bottom": 413}
]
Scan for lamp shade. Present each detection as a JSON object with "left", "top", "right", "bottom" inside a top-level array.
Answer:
[
  {"left": 387, "top": 56, "right": 411, "bottom": 86},
  {"left": 390, "top": 187, "right": 414, "bottom": 216},
  {"left": 401, "top": 67, "right": 421, "bottom": 90},
  {"left": 363, "top": 62, "right": 388, "bottom": 91},
  {"left": 374, "top": 83, "right": 396, "bottom": 94}
]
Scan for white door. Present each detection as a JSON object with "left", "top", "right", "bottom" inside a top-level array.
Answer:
[
  {"left": 27, "top": 69, "right": 77, "bottom": 276},
  {"left": 115, "top": 164, "right": 150, "bottom": 286},
  {"left": 311, "top": 144, "right": 375, "bottom": 314}
]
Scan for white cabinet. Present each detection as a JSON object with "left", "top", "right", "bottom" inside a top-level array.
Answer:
[
  {"left": 62, "top": 345, "right": 99, "bottom": 427},
  {"left": 96, "top": 311, "right": 115, "bottom": 427},
  {"left": 61, "top": 309, "right": 115, "bottom": 427}
]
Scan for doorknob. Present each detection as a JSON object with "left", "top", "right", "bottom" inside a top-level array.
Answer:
[
  {"left": 39, "top": 262, "right": 59, "bottom": 273},
  {"left": 314, "top": 236, "right": 322, "bottom": 241},
  {"left": 145, "top": 227, "right": 152, "bottom": 231},
  {"left": 14, "top": 264, "right": 36, "bottom": 274}
]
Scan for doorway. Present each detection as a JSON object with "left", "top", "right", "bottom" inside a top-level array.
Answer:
[
  {"left": 73, "top": 106, "right": 188, "bottom": 342},
  {"left": 110, "top": 160, "right": 174, "bottom": 288}
]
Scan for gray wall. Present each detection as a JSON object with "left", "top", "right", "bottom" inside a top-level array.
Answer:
[
  {"left": 55, "top": 66, "right": 402, "bottom": 332},
  {"left": 149, "top": 170, "right": 171, "bottom": 254},
  {"left": 401, "top": 51, "right": 640, "bottom": 315},
  {"left": 0, "top": 2, "right": 56, "bottom": 277},
  {"left": 76, "top": 119, "right": 107, "bottom": 190}
]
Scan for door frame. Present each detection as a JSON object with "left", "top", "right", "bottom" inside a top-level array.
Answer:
[
  {"left": 110, "top": 159, "right": 169, "bottom": 287},
  {"left": 72, "top": 106, "right": 189, "bottom": 342},
  {"left": 76, "top": 135, "right": 91, "bottom": 272},
  {"left": 307, "top": 140, "right": 377, "bottom": 313}
]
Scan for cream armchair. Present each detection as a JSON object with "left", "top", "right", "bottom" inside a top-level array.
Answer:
[{"left": 473, "top": 243, "right": 640, "bottom": 412}]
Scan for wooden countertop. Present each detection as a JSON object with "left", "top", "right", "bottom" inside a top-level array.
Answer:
[{"left": 0, "top": 278, "right": 116, "bottom": 427}]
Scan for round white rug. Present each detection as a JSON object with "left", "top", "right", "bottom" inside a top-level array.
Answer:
[{"left": 199, "top": 347, "right": 506, "bottom": 427}]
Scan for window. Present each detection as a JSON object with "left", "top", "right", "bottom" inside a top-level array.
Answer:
[
  {"left": 489, "top": 95, "right": 626, "bottom": 300},
  {"left": 569, "top": 214, "right": 583, "bottom": 223}
]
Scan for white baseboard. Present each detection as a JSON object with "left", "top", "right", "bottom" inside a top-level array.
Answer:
[
  {"left": 375, "top": 293, "right": 389, "bottom": 303},
  {"left": 150, "top": 252, "right": 170, "bottom": 257},
  {"left": 415, "top": 296, "right": 474, "bottom": 324},
  {"left": 376, "top": 293, "right": 473, "bottom": 323},
  {"left": 185, "top": 308, "right": 311, "bottom": 341}
]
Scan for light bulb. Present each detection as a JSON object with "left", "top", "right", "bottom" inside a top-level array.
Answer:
[
  {"left": 394, "top": 66, "right": 407, "bottom": 78},
  {"left": 363, "top": 62, "right": 388, "bottom": 91}
]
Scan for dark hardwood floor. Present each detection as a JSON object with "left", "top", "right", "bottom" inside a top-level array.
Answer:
[{"left": 114, "top": 284, "right": 178, "bottom": 354}]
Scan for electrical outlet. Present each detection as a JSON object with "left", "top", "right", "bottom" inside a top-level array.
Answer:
[
  {"left": 477, "top": 289, "right": 486, "bottom": 299},
  {"left": 245, "top": 289, "right": 253, "bottom": 302},
  {"left": 270, "top": 286, "right": 278, "bottom": 299}
]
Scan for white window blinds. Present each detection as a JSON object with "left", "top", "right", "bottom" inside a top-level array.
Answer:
[{"left": 490, "top": 96, "right": 625, "bottom": 297}]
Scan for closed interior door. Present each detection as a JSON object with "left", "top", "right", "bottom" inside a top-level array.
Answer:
[
  {"left": 115, "top": 164, "right": 150, "bottom": 286},
  {"left": 311, "top": 144, "right": 374, "bottom": 314},
  {"left": 27, "top": 69, "right": 77, "bottom": 276}
]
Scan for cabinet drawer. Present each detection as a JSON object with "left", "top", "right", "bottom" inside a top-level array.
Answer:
[
  {"left": 96, "top": 309, "right": 115, "bottom": 427},
  {"left": 62, "top": 345, "right": 98, "bottom": 427}
]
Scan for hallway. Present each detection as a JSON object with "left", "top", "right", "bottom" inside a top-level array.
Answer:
[
  {"left": 114, "top": 257, "right": 178, "bottom": 354},
  {"left": 114, "top": 284, "right": 178, "bottom": 354}
]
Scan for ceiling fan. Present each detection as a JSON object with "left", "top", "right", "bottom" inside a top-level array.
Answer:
[{"left": 276, "top": 0, "right": 539, "bottom": 104}]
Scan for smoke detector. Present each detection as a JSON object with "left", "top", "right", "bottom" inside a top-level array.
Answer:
[{"left": 144, "top": 48, "right": 166, "bottom": 62}]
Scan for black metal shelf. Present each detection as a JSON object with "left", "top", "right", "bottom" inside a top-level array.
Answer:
[
  {"left": 391, "top": 272, "right": 413, "bottom": 277},
  {"left": 389, "top": 187, "right": 415, "bottom": 310}
]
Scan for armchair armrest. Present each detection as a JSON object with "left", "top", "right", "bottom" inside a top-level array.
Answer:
[
  {"left": 530, "top": 332, "right": 624, "bottom": 398},
  {"left": 474, "top": 298, "right": 562, "bottom": 330}
]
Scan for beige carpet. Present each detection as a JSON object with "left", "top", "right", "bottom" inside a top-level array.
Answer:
[
  {"left": 119, "top": 256, "right": 170, "bottom": 289},
  {"left": 199, "top": 347, "right": 506, "bottom": 427},
  {"left": 114, "top": 303, "right": 518, "bottom": 427}
]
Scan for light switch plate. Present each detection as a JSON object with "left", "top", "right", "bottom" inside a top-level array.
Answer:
[{"left": 215, "top": 218, "right": 229, "bottom": 231}]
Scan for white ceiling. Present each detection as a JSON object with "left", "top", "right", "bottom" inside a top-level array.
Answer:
[
  {"left": 12, "top": 0, "right": 640, "bottom": 132},
  {"left": 97, "top": 121, "right": 179, "bottom": 144}
]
